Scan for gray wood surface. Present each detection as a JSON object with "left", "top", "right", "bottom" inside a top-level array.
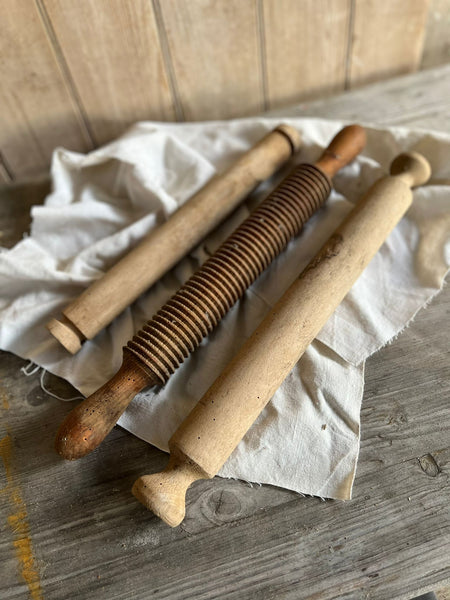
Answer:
[{"left": 1, "top": 66, "right": 449, "bottom": 600}]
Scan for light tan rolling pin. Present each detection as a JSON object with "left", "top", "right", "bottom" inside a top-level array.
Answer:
[
  {"left": 55, "top": 125, "right": 366, "bottom": 461},
  {"left": 46, "top": 125, "right": 301, "bottom": 354},
  {"left": 131, "top": 151, "right": 431, "bottom": 527}
]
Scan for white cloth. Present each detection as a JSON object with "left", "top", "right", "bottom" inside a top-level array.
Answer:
[{"left": 0, "top": 118, "right": 449, "bottom": 500}]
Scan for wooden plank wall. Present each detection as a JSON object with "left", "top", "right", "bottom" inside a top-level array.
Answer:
[{"left": 0, "top": 0, "right": 445, "bottom": 181}]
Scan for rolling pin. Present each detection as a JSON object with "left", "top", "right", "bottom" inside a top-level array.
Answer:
[
  {"left": 46, "top": 124, "right": 302, "bottom": 354},
  {"left": 55, "top": 125, "right": 366, "bottom": 461},
  {"left": 131, "top": 151, "right": 431, "bottom": 527}
]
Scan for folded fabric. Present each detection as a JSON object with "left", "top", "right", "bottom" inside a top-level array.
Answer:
[{"left": 0, "top": 118, "right": 448, "bottom": 500}]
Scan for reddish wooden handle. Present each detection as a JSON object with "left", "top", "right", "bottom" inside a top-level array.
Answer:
[
  {"left": 55, "top": 354, "right": 152, "bottom": 460},
  {"left": 315, "top": 124, "right": 366, "bottom": 178}
]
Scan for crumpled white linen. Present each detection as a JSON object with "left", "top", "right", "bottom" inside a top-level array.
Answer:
[{"left": 0, "top": 118, "right": 449, "bottom": 500}]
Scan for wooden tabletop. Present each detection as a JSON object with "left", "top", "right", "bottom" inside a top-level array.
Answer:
[{"left": 1, "top": 65, "right": 449, "bottom": 600}]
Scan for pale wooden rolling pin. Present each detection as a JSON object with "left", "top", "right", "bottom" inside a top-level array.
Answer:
[
  {"left": 131, "top": 151, "right": 431, "bottom": 527},
  {"left": 54, "top": 125, "right": 366, "bottom": 461},
  {"left": 46, "top": 125, "right": 301, "bottom": 354}
]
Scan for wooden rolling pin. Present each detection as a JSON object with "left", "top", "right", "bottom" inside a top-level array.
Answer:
[
  {"left": 55, "top": 125, "right": 366, "bottom": 461},
  {"left": 131, "top": 151, "right": 431, "bottom": 527},
  {"left": 46, "top": 125, "right": 301, "bottom": 354}
]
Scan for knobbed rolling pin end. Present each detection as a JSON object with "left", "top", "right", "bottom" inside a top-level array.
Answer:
[
  {"left": 55, "top": 352, "right": 154, "bottom": 460},
  {"left": 132, "top": 453, "right": 208, "bottom": 527},
  {"left": 390, "top": 152, "right": 431, "bottom": 187}
]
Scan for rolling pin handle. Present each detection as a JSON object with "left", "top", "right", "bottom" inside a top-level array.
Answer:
[
  {"left": 132, "top": 452, "right": 208, "bottom": 527},
  {"left": 55, "top": 352, "right": 154, "bottom": 460},
  {"left": 389, "top": 152, "right": 431, "bottom": 188},
  {"left": 315, "top": 124, "right": 366, "bottom": 178}
]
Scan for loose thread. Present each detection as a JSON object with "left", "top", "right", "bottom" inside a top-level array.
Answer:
[{"left": 20, "top": 362, "right": 84, "bottom": 402}]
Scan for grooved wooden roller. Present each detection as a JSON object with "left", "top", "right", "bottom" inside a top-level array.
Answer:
[
  {"left": 55, "top": 125, "right": 366, "bottom": 461},
  {"left": 125, "top": 162, "right": 329, "bottom": 382},
  {"left": 132, "top": 151, "right": 432, "bottom": 527},
  {"left": 46, "top": 125, "right": 301, "bottom": 354}
]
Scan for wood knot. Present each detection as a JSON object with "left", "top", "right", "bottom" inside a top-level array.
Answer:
[
  {"left": 418, "top": 453, "right": 441, "bottom": 477},
  {"left": 200, "top": 484, "right": 246, "bottom": 524}
]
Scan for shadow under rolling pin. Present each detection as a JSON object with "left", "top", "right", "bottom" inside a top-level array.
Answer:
[
  {"left": 131, "top": 151, "right": 431, "bottom": 527},
  {"left": 55, "top": 125, "right": 366, "bottom": 461},
  {"left": 46, "top": 124, "right": 302, "bottom": 354}
]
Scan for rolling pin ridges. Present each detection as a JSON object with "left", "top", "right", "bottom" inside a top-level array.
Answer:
[{"left": 126, "top": 164, "right": 331, "bottom": 384}]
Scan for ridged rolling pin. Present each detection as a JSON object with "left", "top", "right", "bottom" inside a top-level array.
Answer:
[
  {"left": 131, "top": 151, "right": 431, "bottom": 527},
  {"left": 55, "top": 125, "right": 366, "bottom": 461},
  {"left": 46, "top": 125, "right": 302, "bottom": 354}
]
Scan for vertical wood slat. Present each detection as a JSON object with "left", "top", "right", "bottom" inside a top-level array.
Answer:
[
  {"left": 262, "top": 0, "right": 351, "bottom": 110},
  {"left": 421, "top": 0, "right": 450, "bottom": 68},
  {"left": 348, "top": 0, "right": 431, "bottom": 88},
  {"left": 0, "top": 0, "right": 436, "bottom": 181},
  {"left": 0, "top": 0, "right": 93, "bottom": 179},
  {"left": 158, "top": 0, "right": 264, "bottom": 121},
  {"left": 43, "top": 0, "right": 176, "bottom": 146}
]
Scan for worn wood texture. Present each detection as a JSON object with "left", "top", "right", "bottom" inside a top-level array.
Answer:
[
  {"left": 1, "top": 67, "right": 450, "bottom": 600},
  {"left": 0, "top": 0, "right": 93, "bottom": 179},
  {"left": 271, "top": 63, "right": 450, "bottom": 134},
  {"left": 158, "top": 0, "right": 264, "bottom": 120},
  {"left": 2, "top": 1, "right": 450, "bottom": 179},
  {"left": 262, "top": 0, "right": 350, "bottom": 109},
  {"left": 43, "top": 0, "right": 176, "bottom": 145},
  {"left": 422, "top": 0, "right": 450, "bottom": 68},
  {"left": 348, "top": 0, "right": 430, "bottom": 87}
]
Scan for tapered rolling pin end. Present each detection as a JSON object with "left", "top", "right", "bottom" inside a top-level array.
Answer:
[
  {"left": 132, "top": 454, "right": 208, "bottom": 527},
  {"left": 55, "top": 354, "right": 152, "bottom": 460},
  {"left": 315, "top": 124, "right": 367, "bottom": 178},
  {"left": 55, "top": 419, "right": 92, "bottom": 461},
  {"left": 46, "top": 316, "right": 85, "bottom": 354},
  {"left": 390, "top": 152, "right": 431, "bottom": 188}
]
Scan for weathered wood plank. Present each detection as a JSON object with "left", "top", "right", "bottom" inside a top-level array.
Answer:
[
  {"left": 158, "top": 0, "right": 264, "bottom": 120},
  {"left": 43, "top": 0, "right": 176, "bottom": 145},
  {"left": 421, "top": 0, "right": 450, "bottom": 68},
  {"left": 268, "top": 64, "right": 450, "bottom": 134},
  {"left": 348, "top": 0, "right": 430, "bottom": 88},
  {"left": 0, "top": 0, "right": 93, "bottom": 179},
  {"left": 262, "top": 0, "right": 350, "bottom": 109}
]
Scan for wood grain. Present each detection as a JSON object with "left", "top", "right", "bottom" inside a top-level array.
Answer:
[
  {"left": 158, "top": 0, "right": 264, "bottom": 120},
  {"left": 348, "top": 0, "right": 430, "bottom": 88},
  {"left": 0, "top": 0, "right": 92, "bottom": 179},
  {"left": 270, "top": 63, "right": 450, "bottom": 134},
  {"left": 2, "top": 1, "right": 448, "bottom": 180},
  {"left": 262, "top": 0, "right": 350, "bottom": 109},
  {"left": 43, "top": 0, "right": 176, "bottom": 145},
  {"left": 421, "top": 0, "right": 450, "bottom": 68},
  {"left": 0, "top": 65, "right": 449, "bottom": 600}
]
